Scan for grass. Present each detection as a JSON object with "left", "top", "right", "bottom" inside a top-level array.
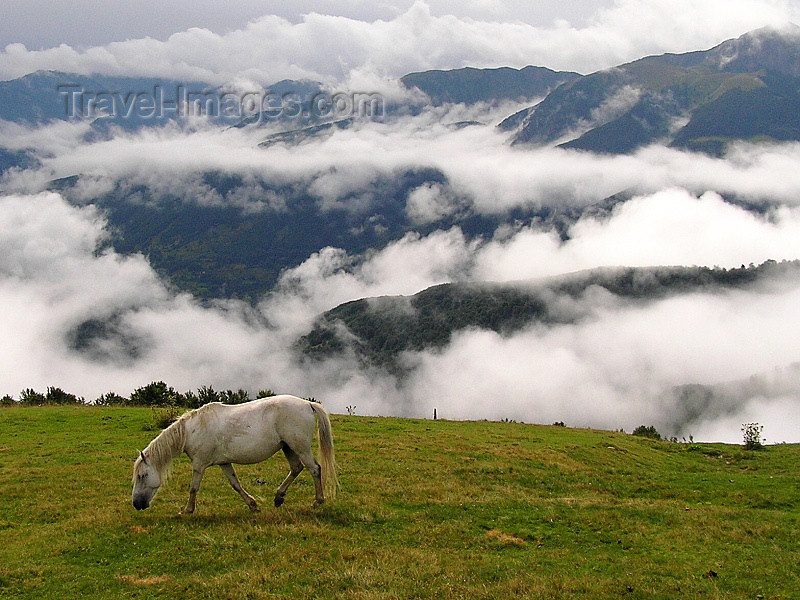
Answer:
[{"left": 1, "top": 406, "right": 799, "bottom": 598}]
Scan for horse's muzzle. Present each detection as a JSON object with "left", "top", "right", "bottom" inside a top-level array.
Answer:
[{"left": 132, "top": 496, "right": 150, "bottom": 510}]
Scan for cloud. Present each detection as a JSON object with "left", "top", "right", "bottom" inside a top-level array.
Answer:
[
  {"left": 266, "top": 187, "right": 800, "bottom": 441},
  {"left": 689, "top": 395, "right": 800, "bottom": 445},
  {"left": 2, "top": 1, "right": 800, "bottom": 450},
  {"left": 1, "top": 187, "right": 799, "bottom": 443},
  {"left": 7, "top": 111, "right": 800, "bottom": 220},
  {"left": 263, "top": 228, "right": 476, "bottom": 331},
  {"left": 1, "top": 1, "right": 798, "bottom": 83},
  {"left": 405, "top": 182, "right": 461, "bottom": 224},
  {"left": 473, "top": 189, "right": 800, "bottom": 281},
  {"left": 0, "top": 192, "right": 273, "bottom": 397},
  {"left": 3, "top": 62, "right": 800, "bottom": 444},
  {"left": 559, "top": 84, "right": 643, "bottom": 144},
  {"left": 0, "top": 191, "right": 475, "bottom": 402},
  {"left": 403, "top": 282, "right": 800, "bottom": 443}
]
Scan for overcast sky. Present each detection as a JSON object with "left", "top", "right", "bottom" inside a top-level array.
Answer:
[
  {"left": 2, "top": 0, "right": 798, "bottom": 82},
  {"left": 1, "top": 1, "right": 611, "bottom": 49}
]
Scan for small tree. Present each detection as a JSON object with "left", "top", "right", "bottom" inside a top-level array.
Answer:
[
  {"left": 0, "top": 394, "right": 16, "bottom": 406},
  {"left": 196, "top": 385, "right": 220, "bottom": 406},
  {"left": 742, "top": 422, "right": 764, "bottom": 450},
  {"left": 220, "top": 389, "right": 250, "bottom": 405},
  {"left": 129, "top": 381, "right": 178, "bottom": 406}
]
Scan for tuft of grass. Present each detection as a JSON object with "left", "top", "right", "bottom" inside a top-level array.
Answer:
[
  {"left": 144, "top": 405, "right": 185, "bottom": 430},
  {"left": 1, "top": 406, "right": 799, "bottom": 598}
]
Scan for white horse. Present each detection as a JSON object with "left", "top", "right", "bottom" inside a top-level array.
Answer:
[{"left": 131, "top": 395, "right": 337, "bottom": 514}]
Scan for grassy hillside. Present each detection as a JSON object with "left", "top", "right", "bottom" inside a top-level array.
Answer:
[{"left": 1, "top": 406, "right": 799, "bottom": 599}]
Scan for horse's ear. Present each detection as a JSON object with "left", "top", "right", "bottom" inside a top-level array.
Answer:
[{"left": 139, "top": 450, "right": 147, "bottom": 464}]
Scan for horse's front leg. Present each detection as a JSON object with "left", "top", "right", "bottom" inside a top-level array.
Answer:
[
  {"left": 182, "top": 466, "right": 205, "bottom": 514},
  {"left": 220, "top": 463, "right": 259, "bottom": 513}
]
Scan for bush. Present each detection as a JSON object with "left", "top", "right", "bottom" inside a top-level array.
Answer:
[
  {"left": 129, "top": 381, "right": 179, "bottom": 406},
  {"left": 742, "top": 422, "right": 764, "bottom": 450},
  {"left": 95, "top": 391, "right": 129, "bottom": 406},
  {"left": 219, "top": 389, "right": 251, "bottom": 405},
  {"left": 45, "top": 387, "right": 85, "bottom": 405},
  {"left": 195, "top": 385, "right": 221, "bottom": 407},
  {"left": 148, "top": 405, "right": 184, "bottom": 430},
  {"left": 19, "top": 388, "right": 46, "bottom": 406},
  {"left": 16, "top": 387, "right": 85, "bottom": 405},
  {"left": 180, "top": 390, "right": 200, "bottom": 408},
  {"left": 8, "top": 382, "right": 277, "bottom": 409},
  {"left": 632, "top": 425, "right": 662, "bottom": 440}
]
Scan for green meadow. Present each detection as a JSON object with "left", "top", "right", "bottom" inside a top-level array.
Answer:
[{"left": 1, "top": 405, "right": 798, "bottom": 599}]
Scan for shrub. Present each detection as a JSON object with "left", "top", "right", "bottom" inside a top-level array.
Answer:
[
  {"left": 179, "top": 390, "right": 200, "bottom": 408},
  {"left": 148, "top": 405, "right": 184, "bottom": 430},
  {"left": 45, "top": 387, "right": 85, "bottom": 405},
  {"left": 19, "top": 388, "right": 46, "bottom": 406},
  {"left": 0, "top": 394, "right": 16, "bottom": 406},
  {"left": 632, "top": 425, "right": 662, "bottom": 440},
  {"left": 95, "top": 391, "right": 129, "bottom": 406},
  {"left": 130, "top": 381, "right": 179, "bottom": 406},
  {"left": 219, "top": 389, "right": 250, "bottom": 405},
  {"left": 742, "top": 422, "right": 764, "bottom": 450},
  {"left": 196, "top": 385, "right": 220, "bottom": 406}
]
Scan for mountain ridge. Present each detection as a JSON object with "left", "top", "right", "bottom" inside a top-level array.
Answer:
[
  {"left": 297, "top": 259, "right": 800, "bottom": 372},
  {"left": 400, "top": 65, "right": 581, "bottom": 106},
  {"left": 507, "top": 24, "right": 800, "bottom": 154}
]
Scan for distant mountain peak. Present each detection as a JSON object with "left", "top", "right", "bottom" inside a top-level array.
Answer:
[
  {"left": 708, "top": 22, "right": 800, "bottom": 77},
  {"left": 508, "top": 25, "right": 800, "bottom": 155}
]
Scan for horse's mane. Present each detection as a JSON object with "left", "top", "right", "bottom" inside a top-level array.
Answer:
[{"left": 137, "top": 412, "right": 190, "bottom": 481}]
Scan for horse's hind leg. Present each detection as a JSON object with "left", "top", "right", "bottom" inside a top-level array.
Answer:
[
  {"left": 294, "top": 447, "right": 324, "bottom": 508},
  {"left": 220, "top": 464, "right": 259, "bottom": 513},
  {"left": 274, "top": 444, "right": 304, "bottom": 507}
]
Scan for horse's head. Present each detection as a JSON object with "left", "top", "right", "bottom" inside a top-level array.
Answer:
[{"left": 131, "top": 451, "right": 162, "bottom": 510}]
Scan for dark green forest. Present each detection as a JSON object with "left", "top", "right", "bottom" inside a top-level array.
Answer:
[{"left": 297, "top": 260, "right": 800, "bottom": 371}]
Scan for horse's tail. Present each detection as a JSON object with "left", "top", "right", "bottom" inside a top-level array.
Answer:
[{"left": 310, "top": 402, "right": 338, "bottom": 500}]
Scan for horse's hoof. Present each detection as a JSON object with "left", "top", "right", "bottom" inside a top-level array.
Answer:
[
  {"left": 274, "top": 495, "right": 285, "bottom": 508},
  {"left": 249, "top": 503, "right": 260, "bottom": 513},
  {"left": 312, "top": 499, "right": 324, "bottom": 508}
]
